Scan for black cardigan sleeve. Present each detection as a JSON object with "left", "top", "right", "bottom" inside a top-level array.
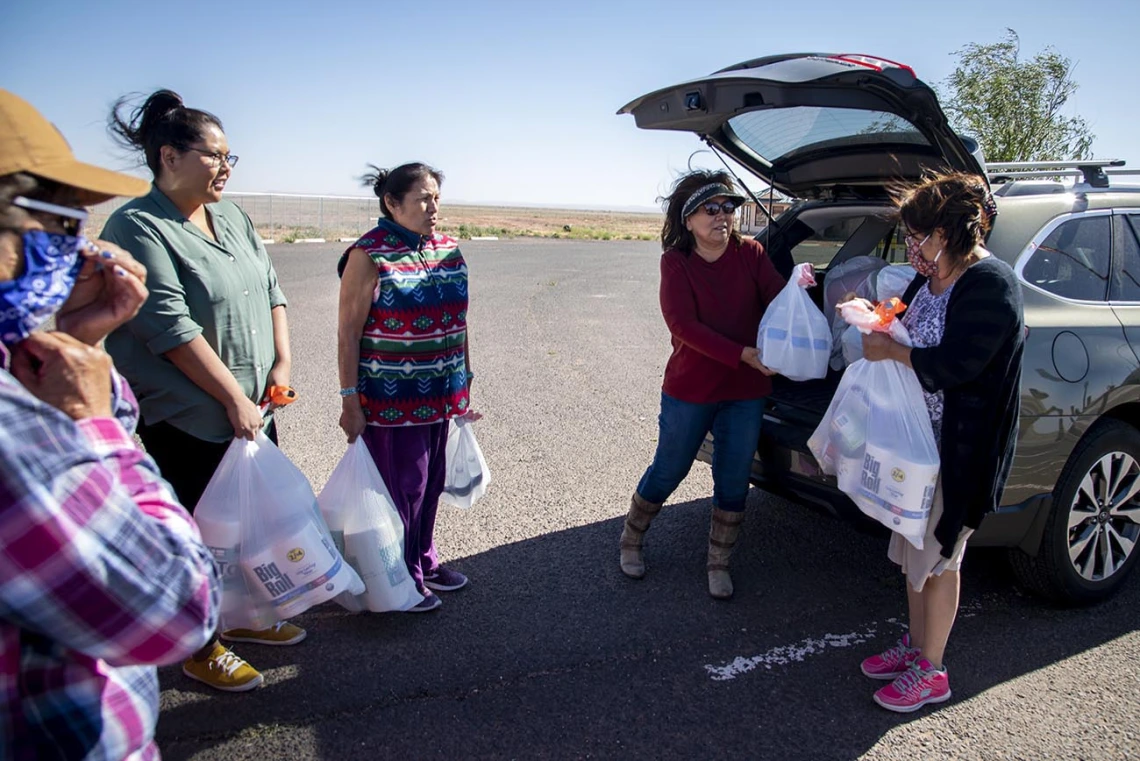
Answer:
[{"left": 909, "top": 261, "right": 1021, "bottom": 394}]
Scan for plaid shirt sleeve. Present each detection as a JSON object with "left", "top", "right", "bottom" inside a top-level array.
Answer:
[{"left": 0, "top": 369, "right": 220, "bottom": 667}]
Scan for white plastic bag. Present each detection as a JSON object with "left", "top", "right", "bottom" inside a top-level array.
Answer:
[
  {"left": 840, "top": 324, "right": 865, "bottom": 365},
  {"left": 808, "top": 322, "right": 939, "bottom": 549},
  {"left": 317, "top": 440, "right": 423, "bottom": 612},
  {"left": 823, "top": 257, "right": 886, "bottom": 370},
  {"left": 873, "top": 265, "right": 917, "bottom": 302},
  {"left": 440, "top": 416, "right": 490, "bottom": 509},
  {"left": 756, "top": 263, "right": 830, "bottom": 381},
  {"left": 195, "top": 433, "right": 364, "bottom": 630}
]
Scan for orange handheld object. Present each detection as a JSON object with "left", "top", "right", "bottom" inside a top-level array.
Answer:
[
  {"left": 870, "top": 297, "right": 907, "bottom": 331},
  {"left": 263, "top": 385, "right": 298, "bottom": 408}
]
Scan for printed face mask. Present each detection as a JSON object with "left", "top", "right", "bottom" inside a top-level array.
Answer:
[
  {"left": 905, "top": 234, "right": 942, "bottom": 278},
  {"left": 0, "top": 230, "right": 84, "bottom": 345}
]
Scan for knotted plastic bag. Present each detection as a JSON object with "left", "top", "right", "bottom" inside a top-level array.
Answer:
[
  {"left": 440, "top": 416, "right": 490, "bottom": 509},
  {"left": 756, "top": 263, "right": 830, "bottom": 381}
]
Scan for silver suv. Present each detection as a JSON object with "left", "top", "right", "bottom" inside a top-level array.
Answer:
[{"left": 621, "top": 53, "right": 1140, "bottom": 604}]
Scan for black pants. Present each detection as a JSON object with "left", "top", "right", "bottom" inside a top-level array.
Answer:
[
  {"left": 136, "top": 418, "right": 278, "bottom": 513},
  {"left": 137, "top": 417, "right": 279, "bottom": 652}
]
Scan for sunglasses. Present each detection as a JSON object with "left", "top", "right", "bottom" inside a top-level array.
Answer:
[
  {"left": 701, "top": 200, "right": 738, "bottom": 216},
  {"left": 12, "top": 196, "right": 88, "bottom": 237}
]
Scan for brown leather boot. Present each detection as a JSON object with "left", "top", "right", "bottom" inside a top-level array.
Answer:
[
  {"left": 707, "top": 508, "right": 745, "bottom": 599},
  {"left": 619, "top": 492, "right": 662, "bottom": 579}
]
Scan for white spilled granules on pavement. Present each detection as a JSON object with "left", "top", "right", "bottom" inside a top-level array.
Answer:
[
  {"left": 704, "top": 603, "right": 986, "bottom": 682},
  {"left": 705, "top": 625, "right": 880, "bottom": 681}
]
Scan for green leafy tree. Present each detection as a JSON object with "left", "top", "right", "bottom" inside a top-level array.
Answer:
[{"left": 941, "top": 29, "right": 1094, "bottom": 162}]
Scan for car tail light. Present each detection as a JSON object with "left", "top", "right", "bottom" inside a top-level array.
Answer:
[{"left": 830, "top": 54, "right": 915, "bottom": 77}]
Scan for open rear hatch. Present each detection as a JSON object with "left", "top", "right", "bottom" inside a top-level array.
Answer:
[{"left": 619, "top": 53, "right": 985, "bottom": 198}]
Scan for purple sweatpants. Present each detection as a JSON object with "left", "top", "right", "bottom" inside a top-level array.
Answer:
[{"left": 361, "top": 421, "right": 450, "bottom": 592}]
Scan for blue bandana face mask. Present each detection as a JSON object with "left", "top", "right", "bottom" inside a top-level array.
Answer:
[{"left": 0, "top": 230, "right": 84, "bottom": 345}]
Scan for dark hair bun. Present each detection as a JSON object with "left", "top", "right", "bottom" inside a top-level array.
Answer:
[
  {"left": 108, "top": 89, "right": 222, "bottom": 178},
  {"left": 142, "top": 89, "right": 184, "bottom": 118},
  {"left": 360, "top": 164, "right": 390, "bottom": 198}
]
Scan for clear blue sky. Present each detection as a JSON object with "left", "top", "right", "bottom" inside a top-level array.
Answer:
[{"left": 5, "top": 0, "right": 1137, "bottom": 210}]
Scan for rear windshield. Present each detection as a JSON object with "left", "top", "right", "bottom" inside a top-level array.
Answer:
[{"left": 727, "top": 107, "right": 929, "bottom": 165}]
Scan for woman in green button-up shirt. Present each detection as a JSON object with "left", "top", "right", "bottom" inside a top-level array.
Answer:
[{"left": 101, "top": 89, "right": 300, "bottom": 694}]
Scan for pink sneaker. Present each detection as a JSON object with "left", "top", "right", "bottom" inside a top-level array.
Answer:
[
  {"left": 860, "top": 633, "right": 920, "bottom": 680},
  {"left": 873, "top": 658, "right": 951, "bottom": 713}
]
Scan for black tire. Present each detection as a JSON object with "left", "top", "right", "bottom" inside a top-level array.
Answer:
[{"left": 1009, "top": 418, "right": 1140, "bottom": 605}]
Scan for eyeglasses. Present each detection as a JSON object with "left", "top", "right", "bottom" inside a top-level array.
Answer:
[
  {"left": 186, "top": 147, "right": 239, "bottom": 168},
  {"left": 701, "top": 201, "right": 738, "bottom": 216},
  {"left": 903, "top": 232, "right": 930, "bottom": 248},
  {"left": 11, "top": 196, "right": 87, "bottom": 237}
]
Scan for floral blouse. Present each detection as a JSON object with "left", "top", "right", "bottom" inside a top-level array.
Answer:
[{"left": 902, "top": 281, "right": 955, "bottom": 444}]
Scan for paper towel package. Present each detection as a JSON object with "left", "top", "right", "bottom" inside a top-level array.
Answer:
[
  {"left": 340, "top": 525, "right": 422, "bottom": 612},
  {"left": 194, "top": 511, "right": 246, "bottom": 620},
  {"left": 851, "top": 446, "right": 938, "bottom": 546},
  {"left": 242, "top": 519, "right": 360, "bottom": 619}
]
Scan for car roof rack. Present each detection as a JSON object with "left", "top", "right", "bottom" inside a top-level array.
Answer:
[{"left": 986, "top": 159, "right": 1140, "bottom": 188}]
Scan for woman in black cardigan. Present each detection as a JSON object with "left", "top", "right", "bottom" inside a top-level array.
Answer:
[{"left": 856, "top": 171, "right": 1024, "bottom": 713}]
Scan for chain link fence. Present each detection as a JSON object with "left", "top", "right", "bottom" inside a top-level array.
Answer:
[{"left": 88, "top": 192, "right": 382, "bottom": 242}]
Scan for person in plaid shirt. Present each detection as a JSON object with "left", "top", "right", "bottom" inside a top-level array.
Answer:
[{"left": 0, "top": 90, "right": 220, "bottom": 759}]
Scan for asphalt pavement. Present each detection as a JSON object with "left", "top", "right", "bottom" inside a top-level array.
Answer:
[{"left": 156, "top": 238, "right": 1140, "bottom": 761}]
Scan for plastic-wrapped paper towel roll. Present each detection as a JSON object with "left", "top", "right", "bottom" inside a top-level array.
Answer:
[
  {"left": 340, "top": 526, "right": 423, "bottom": 612},
  {"left": 195, "top": 511, "right": 245, "bottom": 618},
  {"left": 854, "top": 445, "right": 938, "bottom": 546},
  {"left": 242, "top": 519, "right": 359, "bottom": 618}
]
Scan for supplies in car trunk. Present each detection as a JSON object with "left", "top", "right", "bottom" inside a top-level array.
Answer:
[
  {"left": 823, "top": 258, "right": 917, "bottom": 368},
  {"left": 807, "top": 317, "right": 939, "bottom": 549},
  {"left": 756, "top": 263, "right": 830, "bottom": 381}
]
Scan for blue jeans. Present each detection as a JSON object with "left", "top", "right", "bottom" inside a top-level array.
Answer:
[{"left": 636, "top": 392, "right": 766, "bottom": 512}]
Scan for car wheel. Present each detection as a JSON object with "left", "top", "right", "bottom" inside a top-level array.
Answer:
[{"left": 1009, "top": 418, "right": 1140, "bottom": 604}]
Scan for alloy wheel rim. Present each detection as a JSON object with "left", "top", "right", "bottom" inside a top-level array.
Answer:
[{"left": 1067, "top": 451, "right": 1140, "bottom": 582}]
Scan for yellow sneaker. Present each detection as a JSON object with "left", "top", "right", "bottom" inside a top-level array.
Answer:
[
  {"left": 221, "top": 621, "right": 307, "bottom": 646},
  {"left": 181, "top": 643, "right": 263, "bottom": 692}
]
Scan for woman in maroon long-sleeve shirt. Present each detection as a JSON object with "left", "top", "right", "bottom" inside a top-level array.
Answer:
[{"left": 619, "top": 170, "right": 786, "bottom": 599}]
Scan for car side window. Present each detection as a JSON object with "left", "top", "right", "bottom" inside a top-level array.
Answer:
[
  {"left": 884, "top": 228, "right": 908, "bottom": 264},
  {"left": 1111, "top": 215, "right": 1140, "bottom": 302},
  {"left": 790, "top": 216, "right": 868, "bottom": 267},
  {"left": 789, "top": 216, "right": 898, "bottom": 268},
  {"left": 1022, "top": 215, "right": 1111, "bottom": 301}
]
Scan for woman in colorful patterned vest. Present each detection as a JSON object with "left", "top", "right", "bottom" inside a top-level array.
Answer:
[{"left": 337, "top": 162, "right": 473, "bottom": 613}]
